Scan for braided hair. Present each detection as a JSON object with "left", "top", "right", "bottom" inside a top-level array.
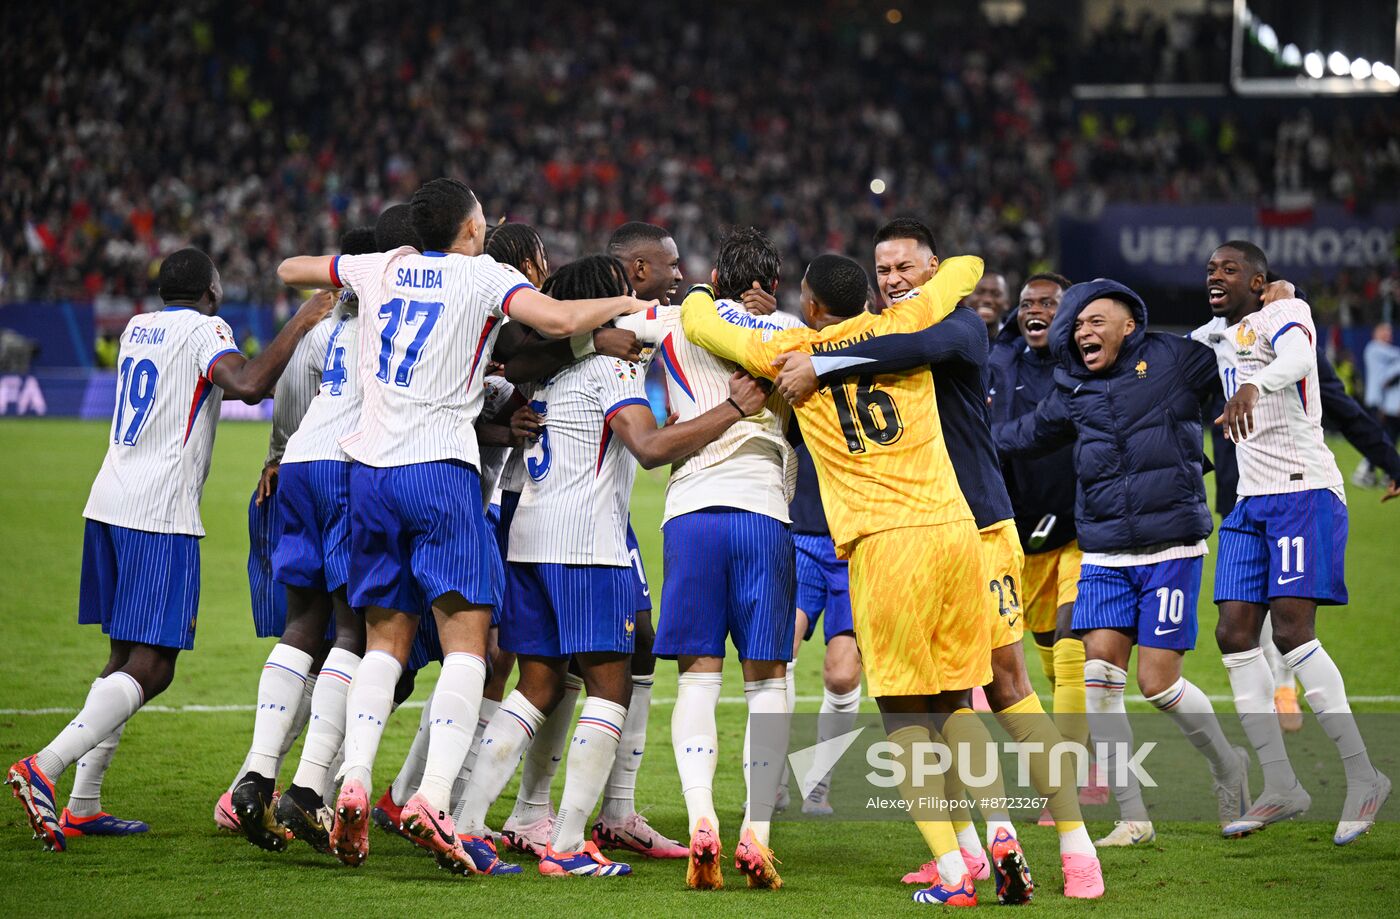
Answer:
[
  {"left": 485, "top": 222, "right": 547, "bottom": 279},
  {"left": 540, "top": 255, "right": 631, "bottom": 300}
]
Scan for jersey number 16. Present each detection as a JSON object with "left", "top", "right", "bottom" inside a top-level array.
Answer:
[{"left": 830, "top": 375, "right": 903, "bottom": 454}]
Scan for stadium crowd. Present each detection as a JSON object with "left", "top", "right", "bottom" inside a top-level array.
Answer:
[{"left": 4, "top": 1, "right": 1399, "bottom": 308}]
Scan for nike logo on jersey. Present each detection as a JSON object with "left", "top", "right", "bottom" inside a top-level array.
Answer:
[
  {"left": 1154, "top": 626, "right": 1179, "bottom": 636},
  {"left": 1277, "top": 575, "right": 1305, "bottom": 585}
]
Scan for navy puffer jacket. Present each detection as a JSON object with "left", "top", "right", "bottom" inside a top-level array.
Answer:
[{"left": 992, "top": 279, "right": 1221, "bottom": 554}]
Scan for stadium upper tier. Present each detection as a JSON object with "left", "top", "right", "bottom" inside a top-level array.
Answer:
[{"left": 3, "top": 0, "right": 1398, "bottom": 305}]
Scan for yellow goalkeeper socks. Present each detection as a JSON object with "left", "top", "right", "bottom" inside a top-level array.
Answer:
[{"left": 1052, "top": 637, "right": 1089, "bottom": 749}]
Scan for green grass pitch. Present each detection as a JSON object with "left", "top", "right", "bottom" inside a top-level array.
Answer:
[{"left": 1, "top": 418, "right": 1396, "bottom": 917}]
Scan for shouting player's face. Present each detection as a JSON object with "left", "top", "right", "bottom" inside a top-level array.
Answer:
[
  {"left": 1016, "top": 279, "right": 1062, "bottom": 350},
  {"left": 874, "top": 238, "right": 937, "bottom": 304},
  {"left": 1206, "top": 246, "right": 1265, "bottom": 319},
  {"left": 629, "top": 237, "right": 683, "bottom": 304},
  {"left": 1074, "top": 297, "right": 1136, "bottom": 372}
]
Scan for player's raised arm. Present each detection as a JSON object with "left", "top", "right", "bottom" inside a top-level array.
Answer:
[
  {"left": 992, "top": 386, "right": 1076, "bottom": 457},
  {"left": 680, "top": 284, "right": 793, "bottom": 380},
  {"left": 277, "top": 256, "right": 339, "bottom": 290},
  {"left": 210, "top": 290, "right": 336, "bottom": 403},
  {"left": 503, "top": 286, "right": 652, "bottom": 340},
  {"left": 891, "top": 254, "right": 984, "bottom": 328},
  {"left": 608, "top": 371, "right": 768, "bottom": 469}
]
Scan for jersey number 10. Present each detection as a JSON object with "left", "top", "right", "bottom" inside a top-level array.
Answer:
[{"left": 830, "top": 375, "right": 903, "bottom": 454}]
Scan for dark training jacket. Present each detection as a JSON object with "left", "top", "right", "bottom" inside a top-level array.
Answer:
[
  {"left": 988, "top": 319, "right": 1078, "bottom": 553},
  {"left": 993, "top": 279, "right": 1221, "bottom": 554}
]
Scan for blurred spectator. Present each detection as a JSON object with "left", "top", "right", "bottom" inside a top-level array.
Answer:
[{"left": 1, "top": 1, "right": 1397, "bottom": 309}]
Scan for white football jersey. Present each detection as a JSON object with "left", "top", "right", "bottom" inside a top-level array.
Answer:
[
  {"left": 83, "top": 308, "right": 241, "bottom": 536},
  {"left": 282, "top": 295, "right": 362, "bottom": 465},
  {"left": 333, "top": 247, "right": 533, "bottom": 469},
  {"left": 618, "top": 300, "right": 802, "bottom": 525},
  {"left": 496, "top": 380, "right": 537, "bottom": 496},
  {"left": 1191, "top": 298, "right": 1343, "bottom": 498},
  {"left": 477, "top": 375, "right": 518, "bottom": 503},
  {"left": 507, "top": 356, "right": 649, "bottom": 566},
  {"left": 265, "top": 314, "right": 330, "bottom": 465}
]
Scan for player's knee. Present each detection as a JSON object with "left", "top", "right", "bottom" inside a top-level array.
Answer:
[
  {"left": 393, "top": 668, "right": 418, "bottom": 706},
  {"left": 1214, "top": 618, "right": 1255, "bottom": 654},
  {"left": 823, "top": 654, "right": 861, "bottom": 696},
  {"left": 1269, "top": 620, "right": 1314, "bottom": 655},
  {"left": 123, "top": 648, "right": 177, "bottom": 699},
  {"left": 1135, "top": 670, "right": 1175, "bottom": 699}
]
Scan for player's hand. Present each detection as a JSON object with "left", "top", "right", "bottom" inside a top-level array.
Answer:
[
  {"left": 295, "top": 289, "right": 337, "bottom": 324},
  {"left": 1383, "top": 479, "right": 1400, "bottom": 503},
  {"left": 510, "top": 403, "right": 543, "bottom": 441},
  {"left": 728, "top": 371, "right": 767, "bottom": 416},
  {"left": 1262, "top": 280, "right": 1296, "bottom": 304},
  {"left": 1216, "top": 382, "right": 1259, "bottom": 442},
  {"left": 741, "top": 281, "right": 778, "bottom": 316},
  {"left": 771, "top": 351, "right": 819, "bottom": 406},
  {"left": 255, "top": 463, "right": 279, "bottom": 506},
  {"left": 663, "top": 412, "right": 679, "bottom": 427},
  {"left": 594, "top": 327, "right": 642, "bottom": 362}
]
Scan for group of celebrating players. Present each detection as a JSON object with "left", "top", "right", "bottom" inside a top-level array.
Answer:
[{"left": 9, "top": 174, "right": 1395, "bottom": 908}]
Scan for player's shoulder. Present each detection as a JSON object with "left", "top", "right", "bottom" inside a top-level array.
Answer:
[
  {"left": 714, "top": 298, "right": 799, "bottom": 333},
  {"left": 1251, "top": 298, "right": 1316, "bottom": 335},
  {"left": 1188, "top": 316, "right": 1226, "bottom": 344}
]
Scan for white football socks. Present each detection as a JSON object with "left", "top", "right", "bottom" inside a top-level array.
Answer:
[
  {"left": 672, "top": 670, "right": 723, "bottom": 835},
  {"left": 550, "top": 696, "right": 627, "bottom": 853},
  {"left": 811, "top": 685, "right": 861, "bottom": 794},
  {"left": 451, "top": 697, "right": 499, "bottom": 813},
  {"left": 1084, "top": 659, "right": 1148, "bottom": 821},
  {"left": 338, "top": 650, "right": 401, "bottom": 791},
  {"left": 741, "top": 677, "right": 790, "bottom": 847},
  {"left": 36, "top": 672, "right": 143, "bottom": 781},
  {"left": 66, "top": 684, "right": 124, "bottom": 819},
  {"left": 1146, "top": 677, "right": 1237, "bottom": 779},
  {"left": 292, "top": 648, "right": 359, "bottom": 798},
  {"left": 1222, "top": 647, "right": 1299, "bottom": 793},
  {"left": 415, "top": 652, "right": 488, "bottom": 812},
  {"left": 246, "top": 643, "right": 313, "bottom": 779},
  {"left": 1286, "top": 639, "right": 1378, "bottom": 785},
  {"left": 277, "top": 670, "right": 317, "bottom": 777},
  {"left": 510, "top": 674, "right": 582, "bottom": 826},
  {"left": 455, "top": 690, "right": 546, "bottom": 834},
  {"left": 601, "top": 673, "right": 653, "bottom": 824},
  {"left": 390, "top": 690, "right": 434, "bottom": 806}
]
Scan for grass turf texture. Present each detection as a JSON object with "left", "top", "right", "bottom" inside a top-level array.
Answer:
[{"left": 1, "top": 418, "right": 1396, "bottom": 918}]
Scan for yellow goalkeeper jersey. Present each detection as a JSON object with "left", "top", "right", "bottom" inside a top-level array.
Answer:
[{"left": 681, "top": 256, "right": 983, "bottom": 555}]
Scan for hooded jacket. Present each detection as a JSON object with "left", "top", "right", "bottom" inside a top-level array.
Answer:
[
  {"left": 988, "top": 318, "right": 1078, "bottom": 553},
  {"left": 992, "top": 279, "right": 1221, "bottom": 554}
]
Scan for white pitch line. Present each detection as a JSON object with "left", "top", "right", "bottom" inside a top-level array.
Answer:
[{"left": 4, "top": 694, "right": 1400, "bottom": 717}]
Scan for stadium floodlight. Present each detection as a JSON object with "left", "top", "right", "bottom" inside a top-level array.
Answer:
[
  {"left": 1281, "top": 43, "right": 1302, "bottom": 66},
  {"left": 1328, "top": 51, "right": 1351, "bottom": 75},
  {"left": 1350, "top": 57, "right": 1373, "bottom": 79},
  {"left": 1376, "top": 62, "right": 1400, "bottom": 85},
  {"left": 1257, "top": 24, "right": 1279, "bottom": 53},
  {"left": 869, "top": 178, "right": 887, "bottom": 195},
  {"left": 1304, "top": 51, "right": 1325, "bottom": 77}
]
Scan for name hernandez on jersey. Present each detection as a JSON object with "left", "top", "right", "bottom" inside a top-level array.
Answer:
[
  {"left": 1191, "top": 298, "right": 1343, "bottom": 498},
  {"left": 617, "top": 301, "right": 803, "bottom": 525},
  {"left": 507, "top": 355, "right": 649, "bottom": 566},
  {"left": 331, "top": 247, "right": 533, "bottom": 470},
  {"left": 84, "top": 308, "right": 242, "bottom": 536}
]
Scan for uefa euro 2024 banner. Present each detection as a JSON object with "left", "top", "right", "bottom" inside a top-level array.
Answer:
[
  {"left": 0, "top": 370, "right": 273, "bottom": 421},
  {"left": 1058, "top": 204, "right": 1400, "bottom": 288}
]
